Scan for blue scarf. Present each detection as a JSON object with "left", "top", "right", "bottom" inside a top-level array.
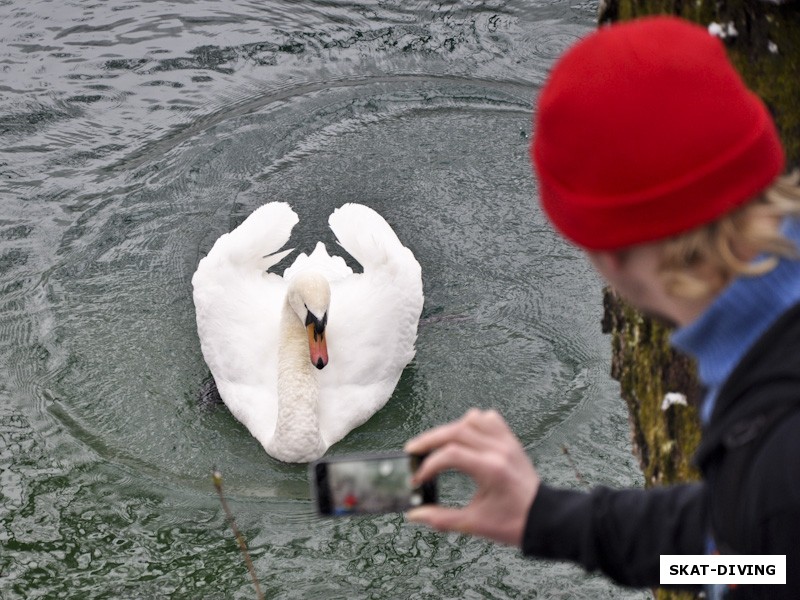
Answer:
[{"left": 671, "top": 217, "right": 800, "bottom": 424}]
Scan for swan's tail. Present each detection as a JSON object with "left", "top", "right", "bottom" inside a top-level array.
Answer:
[
  {"left": 210, "top": 202, "right": 298, "bottom": 271},
  {"left": 328, "top": 203, "right": 411, "bottom": 272}
]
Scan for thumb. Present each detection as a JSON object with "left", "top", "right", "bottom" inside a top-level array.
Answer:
[{"left": 405, "top": 505, "right": 470, "bottom": 533}]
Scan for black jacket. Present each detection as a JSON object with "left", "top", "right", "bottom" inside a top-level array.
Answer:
[{"left": 522, "top": 302, "right": 800, "bottom": 598}]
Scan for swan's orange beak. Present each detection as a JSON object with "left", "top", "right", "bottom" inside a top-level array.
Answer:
[{"left": 307, "top": 322, "right": 328, "bottom": 370}]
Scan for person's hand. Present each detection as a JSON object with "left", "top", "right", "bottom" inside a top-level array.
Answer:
[{"left": 404, "top": 408, "right": 540, "bottom": 548}]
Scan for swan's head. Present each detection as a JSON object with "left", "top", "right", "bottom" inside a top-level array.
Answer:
[{"left": 287, "top": 272, "right": 330, "bottom": 370}]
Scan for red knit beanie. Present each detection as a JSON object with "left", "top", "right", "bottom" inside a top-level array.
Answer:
[{"left": 531, "top": 16, "right": 785, "bottom": 250}]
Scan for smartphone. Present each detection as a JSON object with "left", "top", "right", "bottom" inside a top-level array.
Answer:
[{"left": 310, "top": 451, "right": 437, "bottom": 516}]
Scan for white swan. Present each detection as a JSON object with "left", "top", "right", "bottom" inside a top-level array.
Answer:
[{"left": 192, "top": 202, "right": 424, "bottom": 463}]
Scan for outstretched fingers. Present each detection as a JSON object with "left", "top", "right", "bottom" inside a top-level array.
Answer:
[
  {"left": 403, "top": 408, "right": 541, "bottom": 548},
  {"left": 411, "top": 440, "right": 500, "bottom": 485},
  {"left": 406, "top": 409, "right": 508, "bottom": 455},
  {"left": 406, "top": 409, "right": 518, "bottom": 483}
]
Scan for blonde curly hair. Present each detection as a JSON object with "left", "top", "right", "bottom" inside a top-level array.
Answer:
[{"left": 658, "top": 172, "right": 800, "bottom": 299}]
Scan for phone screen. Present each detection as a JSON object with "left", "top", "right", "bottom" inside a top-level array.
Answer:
[{"left": 311, "top": 452, "right": 437, "bottom": 516}]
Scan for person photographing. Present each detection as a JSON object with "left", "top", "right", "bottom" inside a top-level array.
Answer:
[{"left": 405, "top": 16, "right": 800, "bottom": 599}]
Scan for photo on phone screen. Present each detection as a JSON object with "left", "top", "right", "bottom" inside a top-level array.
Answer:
[{"left": 310, "top": 452, "right": 437, "bottom": 516}]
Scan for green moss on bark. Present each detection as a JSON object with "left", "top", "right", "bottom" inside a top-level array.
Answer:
[{"left": 602, "top": 289, "right": 703, "bottom": 486}]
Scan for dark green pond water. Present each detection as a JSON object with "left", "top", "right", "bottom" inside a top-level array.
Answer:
[{"left": 0, "top": 1, "right": 650, "bottom": 598}]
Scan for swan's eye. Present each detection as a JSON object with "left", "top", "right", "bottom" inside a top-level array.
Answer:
[{"left": 305, "top": 311, "right": 327, "bottom": 335}]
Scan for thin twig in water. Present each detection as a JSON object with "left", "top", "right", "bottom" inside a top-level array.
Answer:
[
  {"left": 561, "top": 445, "right": 584, "bottom": 484},
  {"left": 212, "top": 468, "right": 265, "bottom": 600}
]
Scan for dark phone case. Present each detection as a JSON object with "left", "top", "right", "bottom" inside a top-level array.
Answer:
[{"left": 310, "top": 451, "right": 437, "bottom": 516}]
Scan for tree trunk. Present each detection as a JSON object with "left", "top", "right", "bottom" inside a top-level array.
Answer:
[{"left": 596, "top": 3, "right": 799, "bottom": 600}]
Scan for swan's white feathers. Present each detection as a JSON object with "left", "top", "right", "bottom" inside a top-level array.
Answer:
[
  {"left": 329, "top": 203, "right": 406, "bottom": 272},
  {"left": 315, "top": 204, "right": 423, "bottom": 445},
  {"left": 193, "top": 202, "right": 298, "bottom": 384},
  {"left": 221, "top": 202, "right": 298, "bottom": 268},
  {"left": 192, "top": 202, "right": 423, "bottom": 461}
]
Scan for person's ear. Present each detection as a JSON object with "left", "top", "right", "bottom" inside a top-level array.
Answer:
[{"left": 587, "top": 249, "right": 626, "bottom": 276}]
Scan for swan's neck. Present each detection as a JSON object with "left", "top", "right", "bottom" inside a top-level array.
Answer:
[{"left": 267, "top": 300, "right": 325, "bottom": 462}]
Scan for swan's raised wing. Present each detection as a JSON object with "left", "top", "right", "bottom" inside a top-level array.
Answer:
[
  {"left": 317, "top": 203, "right": 424, "bottom": 446},
  {"left": 192, "top": 202, "right": 298, "bottom": 442}
]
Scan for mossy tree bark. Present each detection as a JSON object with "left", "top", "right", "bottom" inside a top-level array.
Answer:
[
  {"left": 601, "top": 290, "right": 704, "bottom": 487},
  {"left": 596, "top": 3, "right": 799, "bottom": 600}
]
